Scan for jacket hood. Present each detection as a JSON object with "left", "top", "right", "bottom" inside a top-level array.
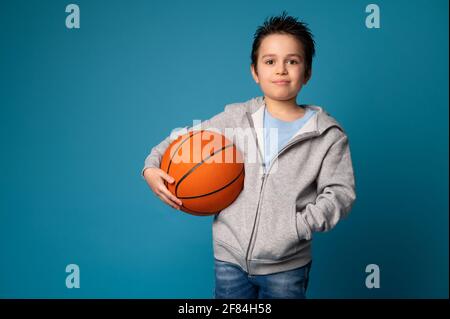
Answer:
[{"left": 243, "top": 96, "right": 344, "bottom": 136}]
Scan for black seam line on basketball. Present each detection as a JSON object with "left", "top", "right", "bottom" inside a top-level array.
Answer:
[
  {"left": 181, "top": 206, "right": 220, "bottom": 215},
  {"left": 164, "top": 130, "right": 203, "bottom": 189},
  {"left": 175, "top": 143, "right": 235, "bottom": 197},
  {"left": 177, "top": 166, "right": 244, "bottom": 199},
  {"left": 181, "top": 172, "right": 244, "bottom": 215}
]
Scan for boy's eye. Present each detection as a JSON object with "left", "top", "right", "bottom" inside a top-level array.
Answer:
[{"left": 264, "top": 59, "right": 299, "bottom": 65}]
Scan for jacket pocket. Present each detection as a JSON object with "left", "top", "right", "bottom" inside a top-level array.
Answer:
[
  {"left": 295, "top": 204, "right": 312, "bottom": 242},
  {"left": 250, "top": 202, "right": 300, "bottom": 261}
]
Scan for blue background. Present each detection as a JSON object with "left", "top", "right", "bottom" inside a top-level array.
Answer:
[{"left": 0, "top": 0, "right": 448, "bottom": 298}]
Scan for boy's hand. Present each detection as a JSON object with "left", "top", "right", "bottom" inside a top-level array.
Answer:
[{"left": 143, "top": 168, "right": 183, "bottom": 210}]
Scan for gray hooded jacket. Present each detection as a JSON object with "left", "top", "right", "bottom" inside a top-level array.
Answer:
[{"left": 142, "top": 96, "right": 356, "bottom": 275}]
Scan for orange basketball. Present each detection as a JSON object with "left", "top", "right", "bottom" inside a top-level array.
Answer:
[{"left": 160, "top": 130, "right": 244, "bottom": 216}]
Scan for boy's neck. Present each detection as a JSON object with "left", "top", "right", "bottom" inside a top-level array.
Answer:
[{"left": 263, "top": 96, "right": 305, "bottom": 122}]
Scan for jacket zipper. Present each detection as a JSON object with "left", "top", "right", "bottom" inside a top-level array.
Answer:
[
  {"left": 244, "top": 111, "right": 321, "bottom": 274},
  {"left": 244, "top": 113, "right": 267, "bottom": 273},
  {"left": 244, "top": 168, "right": 265, "bottom": 274}
]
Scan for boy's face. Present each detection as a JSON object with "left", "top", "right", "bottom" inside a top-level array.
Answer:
[{"left": 251, "top": 33, "right": 311, "bottom": 102}]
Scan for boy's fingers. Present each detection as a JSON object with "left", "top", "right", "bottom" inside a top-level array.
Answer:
[
  {"left": 159, "top": 171, "right": 175, "bottom": 184},
  {"left": 159, "top": 193, "right": 181, "bottom": 210},
  {"left": 160, "top": 187, "right": 183, "bottom": 206}
]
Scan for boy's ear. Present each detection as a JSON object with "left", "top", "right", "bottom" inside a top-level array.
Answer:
[
  {"left": 303, "top": 68, "right": 312, "bottom": 85},
  {"left": 250, "top": 64, "right": 259, "bottom": 84}
]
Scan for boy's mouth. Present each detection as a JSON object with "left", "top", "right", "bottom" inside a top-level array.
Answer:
[{"left": 272, "top": 80, "right": 290, "bottom": 85}]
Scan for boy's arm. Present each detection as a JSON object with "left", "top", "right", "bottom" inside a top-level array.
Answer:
[
  {"left": 296, "top": 133, "right": 356, "bottom": 240},
  {"left": 141, "top": 104, "right": 237, "bottom": 178}
]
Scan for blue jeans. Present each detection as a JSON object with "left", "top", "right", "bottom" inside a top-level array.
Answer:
[{"left": 214, "top": 259, "right": 312, "bottom": 299}]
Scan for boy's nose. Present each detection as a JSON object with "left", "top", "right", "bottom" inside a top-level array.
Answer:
[{"left": 276, "top": 66, "right": 287, "bottom": 75}]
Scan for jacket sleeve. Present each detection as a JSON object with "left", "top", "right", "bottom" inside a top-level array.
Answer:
[
  {"left": 141, "top": 104, "right": 238, "bottom": 179},
  {"left": 296, "top": 133, "right": 356, "bottom": 240}
]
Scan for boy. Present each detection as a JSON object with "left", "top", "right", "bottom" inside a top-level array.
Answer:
[{"left": 142, "top": 12, "right": 356, "bottom": 299}]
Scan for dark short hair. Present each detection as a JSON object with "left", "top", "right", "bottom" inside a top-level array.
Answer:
[{"left": 251, "top": 11, "right": 316, "bottom": 76}]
